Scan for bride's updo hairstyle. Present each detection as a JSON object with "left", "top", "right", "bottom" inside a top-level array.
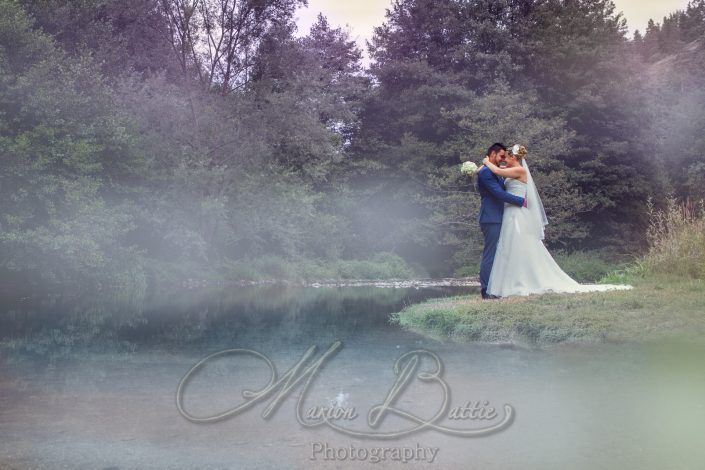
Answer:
[{"left": 510, "top": 144, "right": 527, "bottom": 160}]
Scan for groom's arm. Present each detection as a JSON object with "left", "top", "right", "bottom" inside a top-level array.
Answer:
[{"left": 477, "top": 169, "right": 525, "bottom": 207}]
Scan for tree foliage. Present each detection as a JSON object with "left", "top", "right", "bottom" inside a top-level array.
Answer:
[{"left": 0, "top": 0, "right": 702, "bottom": 286}]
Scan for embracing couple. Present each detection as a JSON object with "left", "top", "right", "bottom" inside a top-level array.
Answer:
[{"left": 476, "top": 143, "right": 631, "bottom": 300}]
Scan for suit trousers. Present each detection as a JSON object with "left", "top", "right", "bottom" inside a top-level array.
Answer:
[{"left": 480, "top": 222, "right": 502, "bottom": 292}]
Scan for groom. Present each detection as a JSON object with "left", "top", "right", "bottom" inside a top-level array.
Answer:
[{"left": 477, "top": 143, "right": 526, "bottom": 299}]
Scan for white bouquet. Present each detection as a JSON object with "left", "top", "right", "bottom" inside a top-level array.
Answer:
[{"left": 460, "top": 161, "right": 478, "bottom": 176}]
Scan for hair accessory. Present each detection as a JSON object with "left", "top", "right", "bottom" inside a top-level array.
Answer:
[{"left": 511, "top": 144, "right": 527, "bottom": 158}]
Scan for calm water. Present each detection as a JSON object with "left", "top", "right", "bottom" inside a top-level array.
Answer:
[{"left": 1, "top": 284, "right": 704, "bottom": 469}]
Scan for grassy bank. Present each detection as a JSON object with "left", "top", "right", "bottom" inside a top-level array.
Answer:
[
  {"left": 391, "top": 199, "right": 705, "bottom": 346},
  {"left": 391, "top": 273, "right": 704, "bottom": 345}
]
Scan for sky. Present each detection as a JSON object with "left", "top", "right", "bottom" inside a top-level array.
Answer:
[{"left": 295, "top": 0, "right": 692, "bottom": 62}]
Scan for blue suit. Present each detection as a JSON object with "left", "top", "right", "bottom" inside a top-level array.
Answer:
[{"left": 476, "top": 167, "right": 525, "bottom": 294}]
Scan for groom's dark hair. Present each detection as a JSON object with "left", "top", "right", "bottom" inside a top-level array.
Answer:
[{"left": 487, "top": 143, "right": 506, "bottom": 156}]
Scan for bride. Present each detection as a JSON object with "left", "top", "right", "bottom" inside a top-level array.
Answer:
[{"left": 481, "top": 144, "right": 632, "bottom": 297}]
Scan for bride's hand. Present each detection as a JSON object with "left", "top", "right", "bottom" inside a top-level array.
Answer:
[{"left": 482, "top": 156, "right": 490, "bottom": 166}]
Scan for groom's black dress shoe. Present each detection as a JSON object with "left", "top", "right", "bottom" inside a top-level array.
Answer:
[{"left": 481, "top": 290, "right": 500, "bottom": 300}]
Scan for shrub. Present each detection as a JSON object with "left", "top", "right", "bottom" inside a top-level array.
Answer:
[
  {"left": 642, "top": 197, "right": 705, "bottom": 279},
  {"left": 553, "top": 250, "right": 624, "bottom": 283}
]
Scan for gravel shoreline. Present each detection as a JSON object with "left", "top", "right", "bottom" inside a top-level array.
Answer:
[{"left": 180, "top": 277, "right": 481, "bottom": 289}]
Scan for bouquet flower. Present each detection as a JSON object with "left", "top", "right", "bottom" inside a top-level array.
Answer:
[{"left": 460, "top": 161, "right": 478, "bottom": 176}]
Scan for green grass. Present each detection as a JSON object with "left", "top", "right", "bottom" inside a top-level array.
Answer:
[
  {"left": 552, "top": 250, "right": 629, "bottom": 282},
  {"left": 147, "top": 251, "right": 420, "bottom": 286},
  {"left": 391, "top": 273, "right": 705, "bottom": 346},
  {"left": 393, "top": 199, "right": 705, "bottom": 347},
  {"left": 226, "top": 252, "right": 419, "bottom": 281}
]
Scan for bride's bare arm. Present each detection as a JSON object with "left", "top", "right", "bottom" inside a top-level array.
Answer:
[{"left": 482, "top": 157, "right": 526, "bottom": 179}]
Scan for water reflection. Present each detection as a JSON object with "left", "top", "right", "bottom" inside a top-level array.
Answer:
[{"left": 0, "top": 285, "right": 471, "bottom": 358}]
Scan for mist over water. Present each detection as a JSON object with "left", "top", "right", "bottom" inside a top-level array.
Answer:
[
  {"left": 1, "top": 285, "right": 704, "bottom": 469},
  {"left": 2, "top": 1, "right": 705, "bottom": 468}
]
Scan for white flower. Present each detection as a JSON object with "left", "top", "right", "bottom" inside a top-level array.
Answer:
[{"left": 460, "top": 161, "right": 478, "bottom": 175}]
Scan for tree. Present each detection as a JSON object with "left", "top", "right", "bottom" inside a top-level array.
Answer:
[
  {"left": 682, "top": 0, "right": 705, "bottom": 41},
  {"left": 357, "top": 0, "right": 659, "bottom": 266},
  {"left": 368, "top": 0, "right": 534, "bottom": 90},
  {"left": 158, "top": 0, "right": 305, "bottom": 95},
  {"left": 18, "top": 0, "right": 179, "bottom": 78},
  {"left": 0, "top": 0, "right": 148, "bottom": 287}
]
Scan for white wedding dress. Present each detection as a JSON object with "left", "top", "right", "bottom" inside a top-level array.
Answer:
[{"left": 486, "top": 166, "right": 632, "bottom": 297}]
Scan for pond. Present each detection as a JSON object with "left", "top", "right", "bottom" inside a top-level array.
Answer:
[{"left": 1, "top": 284, "right": 704, "bottom": 469}]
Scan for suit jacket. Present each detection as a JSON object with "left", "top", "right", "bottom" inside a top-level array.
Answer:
[{"left": 476, "top": 166, "right": 525, "bottom": 224}]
